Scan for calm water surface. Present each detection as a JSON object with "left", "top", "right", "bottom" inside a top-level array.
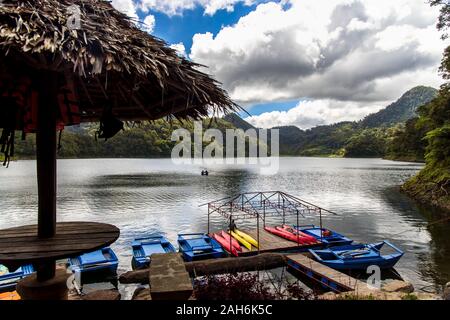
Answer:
[{"left": 1, "top": 158, "right": 449, "bottom": 294}]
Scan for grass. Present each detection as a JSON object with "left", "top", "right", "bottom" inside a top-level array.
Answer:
[{"left": 401, "top": 293, "right": 418, "bottom": 300}]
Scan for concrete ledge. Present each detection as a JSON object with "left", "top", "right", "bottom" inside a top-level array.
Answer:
[{"left": 150, "top": 253, "right": 193, "bottom": 300}]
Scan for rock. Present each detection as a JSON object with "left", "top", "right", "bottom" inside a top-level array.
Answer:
[
  {"left": 319, "top": 292, "right": 337, "bottom": 300},
  {"left": 415, "top": 292, "right": 441, "bottom": 300},
  {"left": 82, "top": 289, "right": 121, "bottom": 300},
  {"left": 119, "top": 269, "right": 149, "bottom": 284},
  {"left": 444, "top": 282, "right": 450, "bottom": 300},
  {"left": 132, "top": 287, "right": 151, "bottom": 300},
  {"left": 382, "top": 280, "right": 414, "bottom": 293}
]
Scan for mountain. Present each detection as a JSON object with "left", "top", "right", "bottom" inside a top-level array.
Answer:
[
  {"left": 223, "top": 113, "right": 256, "bottom": 131},
  {"left": 235, "top": 86, "right": 438, "bottom": 157},
  {"left": 360, "top": 86, "right": 438, "bottom": 128}
]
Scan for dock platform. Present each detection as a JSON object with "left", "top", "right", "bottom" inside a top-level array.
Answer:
[{"left": 287, "top": 253, "right": 369, "bottom": 293}]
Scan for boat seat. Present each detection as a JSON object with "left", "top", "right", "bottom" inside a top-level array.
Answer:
[
  {"left": 79, "top": 250, "right": 108, "bottom": 265},
  {"left": 142, "top": 244, "right": 166, "bottom": 257}
]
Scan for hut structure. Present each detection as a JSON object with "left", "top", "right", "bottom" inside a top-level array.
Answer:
[{"left": 0, "top": 0, "right": 238, "bottom": 299}]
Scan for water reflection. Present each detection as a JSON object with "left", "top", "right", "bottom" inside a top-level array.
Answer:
[{"left": 0, "top": 157, "right": 448, "bottom": 294}]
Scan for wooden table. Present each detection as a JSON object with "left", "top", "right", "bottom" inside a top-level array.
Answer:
[
  {"left": 0, "top": 221, "right": 120, "bottom": 299},
  {"left": 0, "top": 222, "right": 120, "bottom": 266}
]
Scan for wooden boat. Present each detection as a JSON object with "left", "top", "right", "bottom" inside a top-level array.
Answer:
[
  {"left": 131, "top": 236, "right": 176, "bottom": 270},
  {"left": 234, "top": 229, "right": 258, "bottom": 248},
  {"left": 308, "top": 241, "right": 404, "bottom": 270},
  {"left": 276, "top": 225, "right": 317, "bottom": 244},
  {"left": 295, "top": 225, "right": 353, "bottom": 246},
  {"left": 221, "top": 231, "right": 241, "bottom": 251},
  {"left": 212, "top": 233, "right": 239, "bottom": 257},
  {"left": 178, "top": 233, "right": 225, "bottom": 262},
  {"left": 0, "top": 264, "right": 34, "bottom": 293},
  {"left": 68, "top": 247, "right": 118, "bottom": 275},
  {"left": 264, "top": 226, "right": 311, "bottom": 245},
  {"left": 230, "top": 230, "right": 252, "bottom": 250}
]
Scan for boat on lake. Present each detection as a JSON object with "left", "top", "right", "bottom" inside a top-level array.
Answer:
[
  {"left": 308, "top": 241, "right": 404, "bottom": 270},
  {"left": 131, "top": 236, "right": 176, "bottom": 270},
  {"left": 295, "top": 225, "right": 353, "bottom": 246},
  {"left": 178, "top": 233, "right": 225, "bottom": 261},
  {"left": 68, "top": 247, "right": 118, "bottom": 277},
  {"left": 0, "top": 264, "right": 34, "bottom": 293}
]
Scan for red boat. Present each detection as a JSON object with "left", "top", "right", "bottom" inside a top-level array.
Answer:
[
  {"left": 212, "top": 233, "right": 239, "bottom": 256},
  {"left": 277, "top": 225, "right": 317, "bottom": 244},
  {"left": 264, "top": 226, "right": 311, "bottom": 245},
  {"left": 221, "top": 231, "right": 242, "bottom": 251}
]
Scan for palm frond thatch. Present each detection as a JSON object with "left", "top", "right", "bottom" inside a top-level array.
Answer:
[{"left": 0, "top": 0, "right": 239, "bottom": 121}]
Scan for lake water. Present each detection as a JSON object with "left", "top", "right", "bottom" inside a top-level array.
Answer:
[{"left": 1, "top": 157, "right": 449, "bottom": 295}]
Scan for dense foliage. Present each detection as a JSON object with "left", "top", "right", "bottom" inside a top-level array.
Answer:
[
  {"left": 9, "top": 117, "right": 267, "bottom": 160},
  {"left": 401, "top": 0, "right": 450, "bottom": 212}
]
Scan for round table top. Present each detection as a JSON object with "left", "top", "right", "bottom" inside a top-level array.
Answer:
[{"left": 0, "top": 222, "right": 120, "bottom": 265}]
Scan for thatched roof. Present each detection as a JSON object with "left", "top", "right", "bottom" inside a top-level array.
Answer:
[{"left": 0, "top": 0, "right": 238, "bottom": 122}]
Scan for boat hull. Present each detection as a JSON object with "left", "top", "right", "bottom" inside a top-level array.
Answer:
[
  {"left": 309, "top": 241, "right": 404, "bottom": 270},
  {"left": 212, "top": 233, "right": 239, "bottom": 257}
]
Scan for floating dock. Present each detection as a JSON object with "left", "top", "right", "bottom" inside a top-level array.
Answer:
[
  {"left": 286, "top": 253, "right": 370, "bottom": 294},
  {"left": 213, "top": 228, "right": 322, "bottom": 256}
]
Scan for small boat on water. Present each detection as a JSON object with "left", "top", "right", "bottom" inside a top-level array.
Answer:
[
  {"left": 68, "top": 247, "right": 118, "bottom": 276},
  {"left": 178, "top": 233, "right": 225, "bottom": 261},
  {"left": 131, "top": 236, "right": 176, "bottom": 270},
  {"left": 212, "top": 233, "right": 239, "bottom": 257},
  {"left": 0, "top": 264, "right": 34, "bottom": 293},
  {"left": 308, "top": 241, "right": 404, "bottom": 270},
  {"left": 264, "top": 226, "right": 312, "bottom": 245},
  {"left": 295, "top": 225, "right": 353, "bottom": 246},
  {"left": 234, "top": 229, "right": 258, "bottom": 248},
  {"left": 230, "top": 230, "right": 252, "bottom": 250}
]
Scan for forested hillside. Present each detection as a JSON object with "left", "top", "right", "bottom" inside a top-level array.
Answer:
[
  {"left": 401, "top": 0, "right": 450, "bottom": 212},
  {"left": 259, "top": 86, "right": 437, "bottom": 158}
]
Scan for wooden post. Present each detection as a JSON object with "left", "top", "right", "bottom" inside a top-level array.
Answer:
[
  {"left": 207, "top": 204, "right": 210, "bottom": 234},
  {"left": 35, "top": 72, "right": 59, "bottom": 280},
  {"left": 319, "top": 208, "right": 323, "bottom": 241},
  {"left": 257, "top": 211, "right": 260, "bottom": 254}
]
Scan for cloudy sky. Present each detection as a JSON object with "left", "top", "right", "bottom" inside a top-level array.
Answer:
[{"left": 112, "top": 0, "right": 448, "bottom": 129}]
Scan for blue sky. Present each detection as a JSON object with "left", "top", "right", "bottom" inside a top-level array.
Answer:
[
  {"left": 113, "top": 0, "right": 444, "bottom": 129},
  {"left": 148, "top": 3, "right": 259, "bottom": 54}
]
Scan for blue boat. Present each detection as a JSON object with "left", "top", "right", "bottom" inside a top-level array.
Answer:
[
  {"left": 68, "top": 247, "right": 118, "bottom": 275},
  {"left": 131, "top": 236, "right": 176, "bottom": 270},
  {"left": 295, "top": 225, "right": 353, "bottom": 246},
  {"left": 0, "top": 264, "right": 34, "bottom": 293},
  {"left": 308, "top": 241, "right": 404, "bottom": 270},
  {"left": 178, "top": 233, "right": 225, "bottom": 262}
]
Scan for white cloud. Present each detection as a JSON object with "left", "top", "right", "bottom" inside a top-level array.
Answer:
[
  {"left": 142, "top": 14, "right": 156, "bottom": 33},
  {"left": 111, "top": 0, "right": 138, "bottom": 20},
  {"left": 139, "top": 0, "right": 257, "bottom": 16},
  {"left": 245, "top": 99, "right": 384, "bottom": 130},
  {"left": 190, "top": 0, "right": 448, "bottom": 125},
  {"left": 170, "top": 42, "right": 187, "bottom": 57}
]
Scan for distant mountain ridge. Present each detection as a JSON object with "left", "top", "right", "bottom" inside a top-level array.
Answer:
[
  {"left": 226, "top": 86, "right": 438, "bottom": 157},
  {"left": 360, "top": 86, "right": 438, "bottom": 128}
]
